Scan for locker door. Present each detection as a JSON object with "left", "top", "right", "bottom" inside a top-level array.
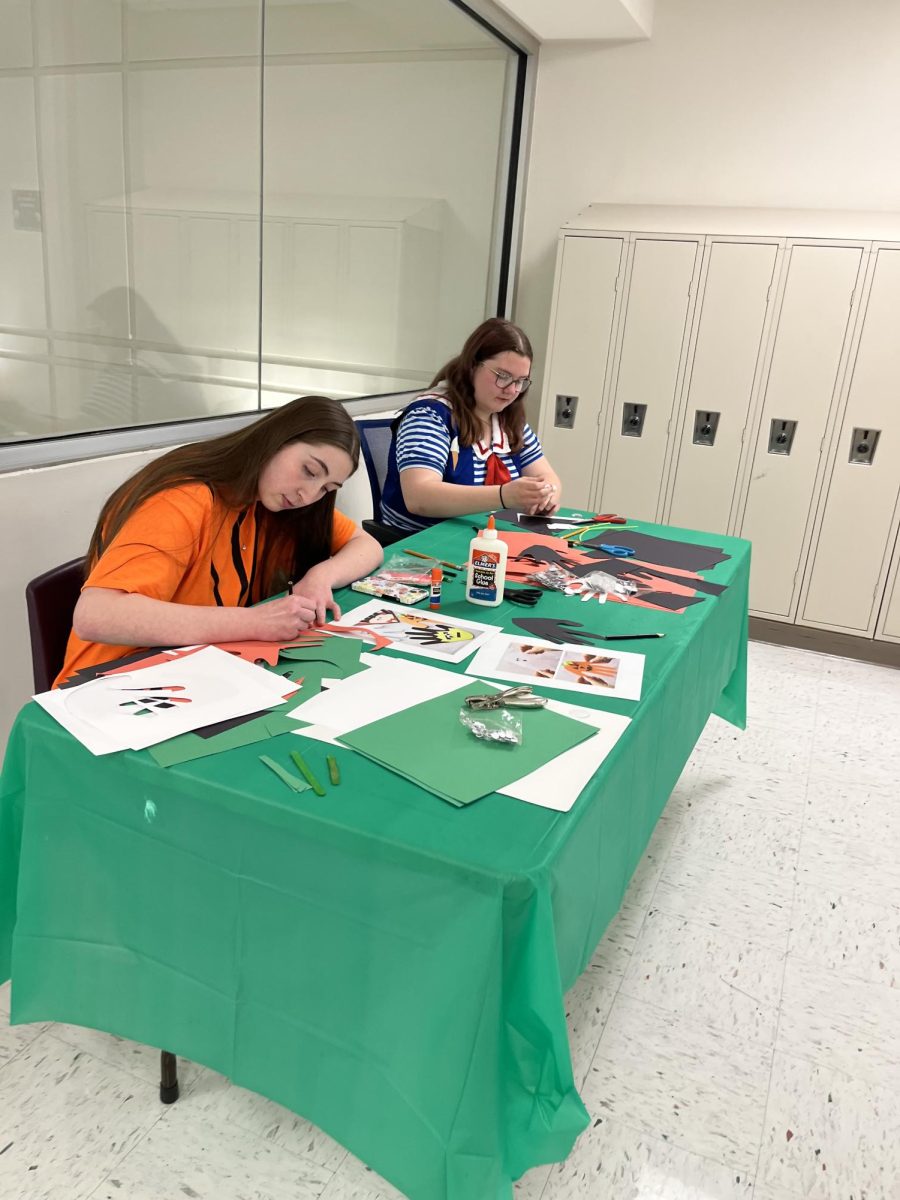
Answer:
[
  {"left": 877, "top": 534, "right": 900, "bottom": 642},
  {"left": 801, "top": 247, "right": 900, "bottom": 633},
  {"left": 539, "top": 234, "right": 625, "bottom": 509},
  {"left": 740, "top": 243, "right": 864, "bottom": 618},
  {"left": 666, "top": 239, "right": 780, "bottom": 534},
  {"left": 595, "top": 237, "right": 700, "bottom": 521}
]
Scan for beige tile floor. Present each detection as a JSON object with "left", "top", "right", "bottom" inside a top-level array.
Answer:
[{"left": 1, "top": 640, "right": 898, "bottom": 1199}]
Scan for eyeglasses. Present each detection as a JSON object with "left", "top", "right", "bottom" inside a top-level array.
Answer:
[{"left": 483, "top": 365, "right": 532, "bottom": 393}]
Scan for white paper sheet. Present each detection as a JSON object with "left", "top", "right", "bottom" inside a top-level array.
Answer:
[
  {"left": 330, "top": 598, "right": 500, "bottom": 664},
  {"left": 287, "top": 654, "right": 466, "bottom": 743},
  {"left": 499, "top": 701, "right": 631, "bottom": 811},
  {"left": 465, "top": 632, "right": 645, "bottom": 702},
  {"left": 35, "top": 646, "right": 290, "bottom": 755}
]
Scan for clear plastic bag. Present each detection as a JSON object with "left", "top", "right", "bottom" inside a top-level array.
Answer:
[
  {"left": 530, "top": 563, "right": 578, "bottom": 592},
  {"left": 351, "top": 552, "right": 435, "bottom": 604},
  {"left": 458, "top": 706, "right": 523, "bottom": 745},
  {"left": 564, "top": 570, "right": 640, "bottom": 604}
]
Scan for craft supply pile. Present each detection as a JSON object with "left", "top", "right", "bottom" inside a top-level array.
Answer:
[{"left": 33, "top": 511, "right": 732, "bottom": 812}]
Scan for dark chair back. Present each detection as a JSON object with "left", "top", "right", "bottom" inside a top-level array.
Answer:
[
  {"left": 25, "top": 558, "right": 85, "bottom": 692},
  {"left": 357, "top": 417, "right": 407, "bottom": 547}
]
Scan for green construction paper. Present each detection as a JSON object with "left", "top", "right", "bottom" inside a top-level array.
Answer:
[
  {"left": 148, "top": 712, "right": 302, "bottom": 768},
  {"left": 278, "top": 638, "right": 364, "bottom": 671},
  {"left": 340, "top": 682, "right": 596, "bottom": 807},
  {"left": 276, "top": 640, "right": 366, "bottom": 705}
]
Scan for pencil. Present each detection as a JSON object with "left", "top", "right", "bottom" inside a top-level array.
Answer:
[
  {"left": 290, "top": 749, "right": 327, "bottom": 796},
  {"left": 599, "top": 633, "right": 666, "bottom": 641},
  {"left": 287, "top": 579, "right": 294, "bottom": 595},
  {"left": 402, "top": 548, "right": 465, "bottom": 571}
]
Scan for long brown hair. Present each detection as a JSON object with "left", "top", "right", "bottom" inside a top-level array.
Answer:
[
  {"left": 87, "top": 396, "right": 360, "bottom": 601},
  {"left": 429, "top": 317, "right": 533, "bottom": 452}
]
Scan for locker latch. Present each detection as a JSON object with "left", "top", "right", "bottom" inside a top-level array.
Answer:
[
  {"left": 768, "top": 418, "right": 797, "bottom": 456},
  {"left": 621, "top": 403, "right": 647, "bottom": 438},
  {"left": 554, "top": 395, "right": 578, "bottom": 429},
  {"left": 849, "top": 427, "right": 880, "bottom": 465},
  {"left": 692, "top": 410, "right": 720, "bottom": 447}
]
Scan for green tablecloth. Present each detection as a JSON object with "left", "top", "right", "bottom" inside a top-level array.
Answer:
[{"left": 0, "top": 516, "right": 749, "bottom": 1200}]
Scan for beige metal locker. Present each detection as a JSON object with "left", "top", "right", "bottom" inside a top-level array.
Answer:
[
  {"left": 877, "top": 535, "right": 900, "bottom": 642},
  {"left": 594, "top": 236, "right": 700, "bottom": 521},
  {"left": 665, "top": 239, "right": 780, "bottom": 534},
  {"left": 539, "top": 206, "right": 900, "bottom": 648},
  {"left": 539, "top": 235, "right": 625, "bottom": 509},
  {"left": 740, "top": 243, "right": 865, "bottom": 618},
  {"left": 800, "top": 247, "right": 900, "bottom": 633}
]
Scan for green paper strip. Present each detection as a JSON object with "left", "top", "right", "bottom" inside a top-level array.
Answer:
[
  {"left": 290, "top": 750, "right": 327, "bottom": 797},
  {"left": 259, "top": 754, "right": 310, "bottom": 793}
]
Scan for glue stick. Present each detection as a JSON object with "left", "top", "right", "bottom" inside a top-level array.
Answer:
[
  {"left": 465, "top": 515, "right": 507, "bottom": 607},
  {"left": 429, "top": 566, "right": 443, "bottom": 609}
]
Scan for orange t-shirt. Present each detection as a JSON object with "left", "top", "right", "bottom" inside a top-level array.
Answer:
[{"left": 56, "top": 483, "right": 357, "bottom": 685}]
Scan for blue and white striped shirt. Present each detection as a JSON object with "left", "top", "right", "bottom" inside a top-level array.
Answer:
[{"left": 380, "top": 393, "right": 545, "bottom": 532}]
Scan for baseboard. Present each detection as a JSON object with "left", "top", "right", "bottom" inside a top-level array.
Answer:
[{"left": 749, "top": 617, "right": 900, "bottom": 670}]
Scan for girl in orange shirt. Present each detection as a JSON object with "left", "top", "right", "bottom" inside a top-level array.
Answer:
[{"left": 59, "top": 396, "right": 383, "bottom": 684}]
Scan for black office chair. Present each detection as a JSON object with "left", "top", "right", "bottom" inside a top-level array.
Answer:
[
  {"left": 356, "top": 417, "right": 407, "bottom": 548},
  {"left": 25, "top": 558, "right": 181, "bottom": 1104}
]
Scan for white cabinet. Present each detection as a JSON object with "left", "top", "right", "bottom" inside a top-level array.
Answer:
[{"left": 538, "top": 205, "right": 900, "bottom": 645}]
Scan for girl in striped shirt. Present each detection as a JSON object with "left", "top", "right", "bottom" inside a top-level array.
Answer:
[{"left": 380, "top": 318, "right": 562, "bottom": 533}]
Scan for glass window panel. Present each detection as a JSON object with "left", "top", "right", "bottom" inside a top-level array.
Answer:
[
  {"left": 34, "top": 0, "right": 124, "bottom": 67},
  {"left": 0, "top": 78, "right": 46, "bottom": 330},
  {"left": 0, "top": 347, "right": 52, "bottom": 441},
  {"left": 0, "top": 1, "right": 34, "bottom": 69},
  {"left": 127, "top": 0, "right": 260, "bottom": 62},
  {"left": 260, "top": 3, "right": 513, "bottom": 404},
  {"left": 39, "top": 72, "right": 130, "bottom": 339},
  {"left": 265, "top": 0, "right": 498, "bottom": 56},
  {"left": 1, "top": 0, "right": 525, "bottom": 446}
]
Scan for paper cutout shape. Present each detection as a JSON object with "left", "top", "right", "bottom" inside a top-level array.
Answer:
[
  {"left": 512, "top": 617, "right": 611, "bottom": 647},
  {"left": 579, "top": 530, "right": 730, "bottom": 572},
  {"left": 62, "top": 646, "right": 201, "bottom": 687},
  {"left": 492, "top": 509, "right": 603, "bottom": 534}
]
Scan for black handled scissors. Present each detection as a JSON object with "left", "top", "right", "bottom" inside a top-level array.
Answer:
[{"left": 505, "top": 587, "right": 543, "bottom": 607}]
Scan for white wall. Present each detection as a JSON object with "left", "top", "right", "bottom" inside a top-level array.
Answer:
[
  {"left": 515, "top": 0, "right": 900, "bottom": 401},
  {"left": 0, "top": 433, "right": 376, "bottom": 755}
]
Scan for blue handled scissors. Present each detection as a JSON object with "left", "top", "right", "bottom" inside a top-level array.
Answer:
[{"left": 598, "top": 543, "right": 635, "bottom": 557}]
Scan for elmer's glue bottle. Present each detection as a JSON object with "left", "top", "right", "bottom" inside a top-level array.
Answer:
[{"left": 465, "top": 516, "right": 507, "bottom": 607}]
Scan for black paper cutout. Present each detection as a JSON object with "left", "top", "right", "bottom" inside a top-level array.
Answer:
[
  {"left": 511, "top": 616, "right": 608, "bottom": 646},
  {"left": 579, "top": 530, "right": 729, "bottom": 573}
]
